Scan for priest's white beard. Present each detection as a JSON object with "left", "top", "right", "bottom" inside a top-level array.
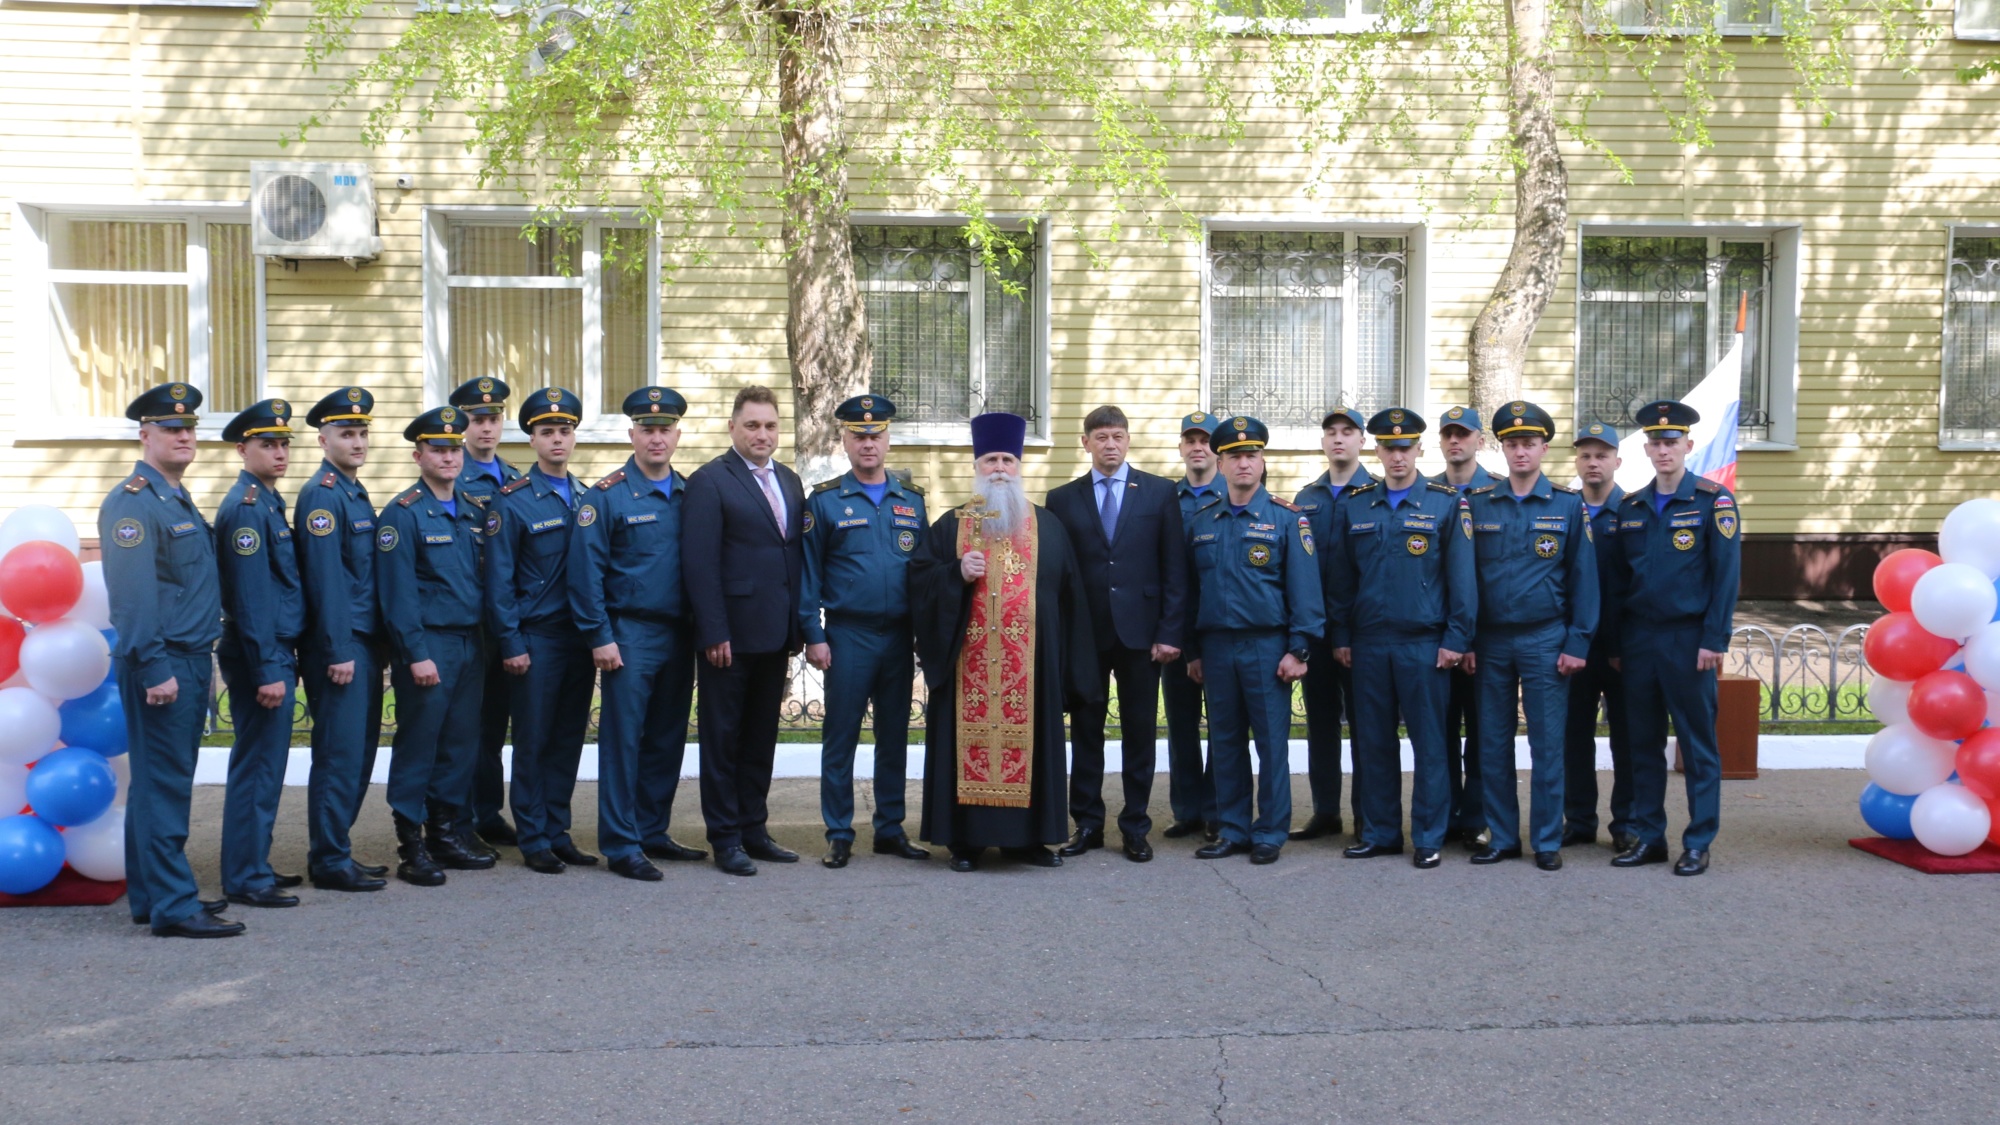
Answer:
[{"left": 973, "top": 467, "right": 1030, "bottom": 540}]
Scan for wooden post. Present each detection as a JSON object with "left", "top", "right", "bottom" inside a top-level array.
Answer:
[{"left": 1673, "top": 673, "right": 1761, "bottom": 779}]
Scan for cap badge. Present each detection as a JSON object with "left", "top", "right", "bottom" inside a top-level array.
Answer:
[
  {"left": 272, "top": 400, "right": 289, "bottom": 415},
  {"left": 1511, "top": 403, "right": 1525, "bottom": 416},
  {"left": 478, "top": 378, "right": 494, "bottom": 393},
  {"left": 861, "top": 397, "right": 874, "bottom": 409},
  {"left": 169, "top": 383, "right": 188, "bottom": 401},
  {"left": 548, "top": 388, "right": 562, "bottom": 402},
  {"left": 347, "top": 387, "right": 364, "bottom": 403},
  {"left": 1234, "top": 417, "right": 1248, "bottom": 431},
  {"left": 440, "top": 407, "right": 457, "bottom": 423},
  {"left": 647, "top": 388, "right": 661, "bottom": 401}
]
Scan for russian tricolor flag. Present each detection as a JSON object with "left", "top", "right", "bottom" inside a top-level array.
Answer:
[{"left": 1614, "top": 293, "right": 1744, "bottom": 493}]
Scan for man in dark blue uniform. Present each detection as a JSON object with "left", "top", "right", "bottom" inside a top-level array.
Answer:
[
  {"left": 486, "top": 387, "right": 602, "bottom": 875},
  {"left": 570, "top": 386, "right": 707, "bottom": 881},
  {"left": 216, "top": 398, "right": 306, "bottom": 910},
  {"left": 449, "top": 376, "right": 522, "bottom": 849},
  {"left": 295, "top": 387, "right": 389, "bottom": 892},
  {"left": 1462, "top": 401, "right": 1598, "bottom": 871},
  {"left": 1606, "top": 400, "right": 1742, "bottom": 876},
  {"left": 1162, "top": 411, "right": 1223, "bottom": 841},
  {"left": 1292, "top": 406, "right": 1373, "bottom": 844},
  {"left": 1563, "top": 422, "right": 1635, "bottom": 852},
  {"left": 1327, "top": 408, "right": 1477, "bottom": 869},
  {"left": 376, "top": 405, "right": 496, "bottom": 886},
  {"left": 100, "top": 382, "right": 237, "bottom": 937},
  {"left": 1437, "top": 404, "right": 1497, "bottom": 849},
  {"left": 1184, "top": 416, "right": 1322, "bottom": 866},
  {"left": 800, "top": 394, "right": 930, "bottom": 869}
]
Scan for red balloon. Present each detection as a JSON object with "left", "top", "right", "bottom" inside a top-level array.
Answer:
[
  {"left": 1910, "top": 670, "right": 1990, "bottom": 741},
  {"left": 1864, "top": 612, "right": 1961, "bottom": 683},
  {"left": 1957, "top": 728, "right": 2000, "bottom": 802},
  {"left": 1989, "top": 800, "right": 2000, "bottom": 849},
  {"left": 1873, "top": 548, "right": 1944, "bottom": 614},
  {"left": 0, "top": 542, "right": 82, "bottom": 626},
  {"left": 0, "top": 616, "right": 21, "bottom": 683}
]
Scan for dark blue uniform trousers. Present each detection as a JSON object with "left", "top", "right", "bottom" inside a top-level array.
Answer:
[
  {"left": 386, "top": 627, "right": 483, "bottom": 824},
  {"left": 1201, "top": 629, "right": 1293, "bottom": 848},
  {"left": 1068, "top": 644, "right": 1161, "bottom": 839},
  {"left": 819, "top": 619, "right": 915, "bottom": 842},
  {"left": 1623, "top": 623, "right": 1722, "bottom": 851},
  {"left": 1474, "top": 622, "right": 1570, "bottom": 855},
  {"left": 1563, "top": 655, "right": 1633, "bottom": 841},
  {"left": 1351, "top": 638, "right": 1451, "bottom": 850},
  {"left": 118, "top": 650, "right": 213, "bottom": 931},
  {"left": 1162, "top": 656, "right": 1215, "bottom": 828},
  {"left": 303, "top": 635, "right": 384, "bottom": 877},
  {"left": 596, "top": 615, "right": 696, "bottom": 859},
  {"left": 509, "top": 626, "right": 595, "bottom": 855},
  {"left": 1301, "top": 643, "right": 1358, "bottom": 829},
  {"left": 465, "top": 644, "right": 513, "bottom": 836},
  {"left": 218, "top": 643, "right": 298, "bottom": 895},
  {"left": 1446, "top": 664, "right": 1486, "bottom": 833}
]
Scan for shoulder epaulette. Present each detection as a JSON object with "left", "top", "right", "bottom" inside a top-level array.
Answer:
[
  {"left": 595, "top": 469, "right": 627, "bottom": 491},
  {"left": 499, "top": 476, "right": 532, "bottom": 495},
  {"left": 240, "top": 483, "right": 260, "bottom": 504},
  {"left": 1621, "top": 491, "right": 1647, "bottom": 506},
  {"left": 319, "top": 470, "right": 338, "bottom": 489},
  {"left": 1427, "top": 480, "right": 1458, "bottom": 494},
  {"left": 1468, "top": 484, "right": 1496, "bottom": 496},
  {"left": 891, "top": 468, "right": 925, "bottom": 496},
  {"left": 1193, "top": 492, "right": 1224, "bottom": 511},
  {"left": 121, "top": 474, "right": 146, "bottom": 494},
  {"left": 812, "top": 477, "right": 842, "bottom": 494},
  {"left": 1551, "top": 482, "right": 1578, "bottom": 494},
  {"left": 1348, "top": 481, "right": 1379, "bottom": 494},
  {"left": 465, "top": 493, "right": 488, "bottom": 509},
  {"left": 1694, "top": 477, "right": 1720, "bottom": 494},
  {"left": 1267, "top": 497, "right": 1298, "bottom": 513},
  {"left": 396, "top": 486, "right": 423, "bottom": 507}
]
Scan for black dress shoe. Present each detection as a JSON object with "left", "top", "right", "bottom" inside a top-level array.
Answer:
[
  {"left": 1195, "top": 839, "right": 1251, "bottom": 860},
  {"left": 1470, "top": 845, "right": 1523, "bottom": 865},
  {"left": 1460, "top": 827, "right": 1493, "bottom": 851},
  {"left": 1003, "top": 845, "right": 1062, "bottom": 867},
  {"left": 1535, "top": 851, "right": 1564, "bottom": 871},
  {"left": 226, "top": 887, "right": 301, "bottom": 909},
  {"left": 134, "top": 898, "right": 230, "bottom": 925},
  {"left": 477, "top": 820, "right": 519, "bottom": 847},
  {"left": 1560, "top": 827, "right": 1596, "bottom": 848},
  {"left": 1057, "top": 828, "right": 1105, "bottom": 857},
  {"left": 1612, "top": 832, "right": 1642, "bottom": 855},
  {"left": 1203, "top": 821, "right": 1221, "bottom": 842},
  {"left": 1123, "top": 834, "right": 1154, "bottom": 863},
  {"left": 643, "top": 837, "right": 708, "bottom": 862},
  {"left": 1342, "top": 842, "right": 1404, "bottom": 859},
  {"left": 608, "top": 853, "right": 663, "bottom": 882},
  {"left": 949, "top": 848, "right": 980, "bottom": 872},
  {"left": 1249, "top": 843, "right": 1281, "bottom": 865},
  {"left": 1673, "top": 848, "right": 1710, "bottom": 876},
  {"left": 356, "top": 861, "right": 390, "bottom": 878},
  {"left": 823, "top": 840, "right": 852, "bottom": 869},
  {"left": 1413, "top": 848, "right": 1442, "bottom": 869},
  {"left": 1288, "top": 813, "right": 1343, "bottom": 841},
  {"left": 522, "top": 849, "right": 566, "bottom": 874},
  {"left": 551, "top": 842, "right": 601, "bottom": 867},
  {"left": 743, "top": 837, "right": 799, "bottom": 863},
  {"left": 1161, "top": 820, "right": 1203, "bottom": 839},
  {"left": 310, "top": 866, "right": 386, "bottom": 893},
  {"left": 713, "top": 847, "right": 757, "bottom": 877},
  {"left": 873, "top": 836, "right": 930, "bottom": 860},
  {"left": 155, "top": 914, "right": 246, "bottom": 939},
  {"left": 272, "top": 872, "right": 304, "bottom": 889},
  {"left": 1612, "top": 840, "right": 1670, "bottom": 867}
]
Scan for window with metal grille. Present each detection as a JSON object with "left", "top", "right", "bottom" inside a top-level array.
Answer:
[
  {"left": 1576, "top": 235, "right": 1772, "bottom": 442},
  {"left": 851, "top": 225, "right": 1040, "bottom": 434},
  {"left": 1593, "top": 0, "right": 1781, "bottom": 33},
  {"left": 1945, "top": 235, "right": 2000, "bottom": 445},
  {"left": 1205, "top": 230, "right": 1406, "bottom": 433}
]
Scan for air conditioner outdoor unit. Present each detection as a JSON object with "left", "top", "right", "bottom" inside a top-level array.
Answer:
[{"left": 250, "top": 161, "right": 384, "bottom": 262}]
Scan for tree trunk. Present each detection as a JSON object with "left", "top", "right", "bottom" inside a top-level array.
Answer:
[
  {"left": 1466, "top": 0, "right": 1568, "bottom": 427},
  {"left": 774, "top": 3, "right": 870, "bottom": 485}
]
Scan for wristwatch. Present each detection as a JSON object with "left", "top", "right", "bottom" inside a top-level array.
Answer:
[{"left": 1288, "top": 646, "right": 1311, "bottom": 663}]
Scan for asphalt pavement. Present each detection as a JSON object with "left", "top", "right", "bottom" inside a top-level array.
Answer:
[{"left": 1, "top": 769, "right": 1994, "bottom": 1123}]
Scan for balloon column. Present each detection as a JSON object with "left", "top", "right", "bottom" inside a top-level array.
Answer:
[
  {"left": 1861, "top": 499, "right": 2000, "bottom": 857},
  {"left": 0, "top": 506, "right": 128, "bottom": 895}
]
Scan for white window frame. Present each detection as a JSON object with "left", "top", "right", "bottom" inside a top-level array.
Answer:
[
  {"left": 1956, "top": 0, "right": 2000, "bottom": 39},
  {"left": 422, "top": 207, "right": 660, "bottom": 443},
  {"left": 11, "top": 201, "right": 266, "bottom": 442},
  {"left": 1199, "top": 218, "right": 1429, "bottom": 452},
  {"left": 1573, "top": 222, "right": 1800, "bottom": 451},
  {"left": 2, "top": 0, "right": 258, "bottom": 7},
  {"left": 1213, "top": 0, "right": 1430, "bottom": 35},
  {"left": 1941, "top": 224, "right": 2000, "bottom": 451},
  {"left": 1591, "top": 0, "right": 1786, "bottom": 36},
  {"left": 847, "top": 212, "right": 1052, "bottom": 447}
]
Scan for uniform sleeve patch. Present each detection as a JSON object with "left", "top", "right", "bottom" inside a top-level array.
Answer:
[
  {"left": 112, "top": 518, "right": 145, "bottom": 547},
  {"left": 577, "top": 503, "right": 597, "bottom": 527},
  {"left": 486, "top": 511, "right": 503, "bottom": 536},
  {"left": 1716, "top": 511, "right": 1738, "bottom": 538},
  {"left": 306, "top": 509, "right": 335, "bottom": 536},
  {"left": 1297, "top": 515, "right": 1314, "bottom": 556},
  {"left": 376, "top": 526, "right": 399, "bottom": 552},
  {"left": 232, "top": 527, "right": 261, "bottom": 556},
  {"left": 803, "top": 509, "right": 815, "bottom": 534}
]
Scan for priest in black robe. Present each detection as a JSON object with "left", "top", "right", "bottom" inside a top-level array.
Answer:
[{"left": 912, "top": 412, "right": 1100, "bottom": 871}]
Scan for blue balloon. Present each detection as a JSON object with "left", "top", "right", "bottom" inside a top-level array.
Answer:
[
  {"left": 58, "top": 679, "right": 126, "bottom": 757},
  {"left": 100, "top": 628, "right": 117, "bottom": 651},
  {"left": 24, "top": 747, "right": 115, "bottom": 827},
  {"left": 0, "top": 814, "right": 64, "bottom": 894},
  {"left": 1860, "top": 782, "right": 1919, "bottom": 840}
]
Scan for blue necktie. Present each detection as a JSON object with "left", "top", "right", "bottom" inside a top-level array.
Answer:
[{"left": 1099, "top": 477, "right": 1121, "bottom": 542}]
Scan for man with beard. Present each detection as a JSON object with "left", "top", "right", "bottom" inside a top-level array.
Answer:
[{"left": 912, "top": 412, "right": 1100, "bottom": 872}]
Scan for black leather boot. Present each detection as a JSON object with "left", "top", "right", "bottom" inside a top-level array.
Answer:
[
  {"left": 394, "top": 813, "right": 446, "bottom": 887},
  {"left": 426, "top": 808, "right": 497, "bottom": 871}
]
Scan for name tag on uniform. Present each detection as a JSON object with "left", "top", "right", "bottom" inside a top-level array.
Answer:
[
  {"left": 892, "top": 505, "right": 917, "bottom": 518},
  {"left": 892, "top": 516, "right": 921, "bottom": 529},
  {"left": 1402, "top": 517, "right": 1437, "bottom": 532},
  {"left": 1474, "top": 522, "right": 1502, "bottom": 533},
  {"left": 276, "top": 528, "right": 292, "bottom": 541},
  {"left": 1298, "top": 502, "right": 1320, "bottom": 512},
  {"left": 836, "top": 517, "right": 870, "bottom": 529},
  {"left": 1620, "top": 520, "right": 1646, "bottom": 530},
  {"left": 1532, "top": 517, "right": 1567, "bottom": 532},
  {"left": 625, "top": 513, "right": 658, "bottom": 525},
  {"left": 168, "top": 521, "right": 198, "bottom": 538},
  {"left": 1348, "top": 522, "right": 1377, "bottom": 532},
  {"left": 352, "top": 519, "right": 374, "bottom": 532},
  {"left": 1192, "top": 532, "right": 1217, "bottom": 544},
  {"left": 1244, "top": 530, "right": 1278, "bottom": 543},
  {"left": 1669, "top": 514, "right": 1702, "bottom": 529},
  {"left": 528, "top": 517, "right": 566, "bottom": 534},
  {"left": 423, "top": 533, "right": 454, "bottom": 545}
]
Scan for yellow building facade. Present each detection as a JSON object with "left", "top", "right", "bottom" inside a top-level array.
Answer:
[{"left": 5, "top": 3, "right": 2000, "bottom": 596}]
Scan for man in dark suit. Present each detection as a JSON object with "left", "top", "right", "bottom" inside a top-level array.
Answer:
[
  {"left": 1046, "top": 405, "right": 1189, "bottom": 862},
  {"left": 683, "top": 384, "right": 807, "bottom": 877}
]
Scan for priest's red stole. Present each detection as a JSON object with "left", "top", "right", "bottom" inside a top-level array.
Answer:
[{"left": 953, "top": 510, "right": 1038, "bottom": 808}]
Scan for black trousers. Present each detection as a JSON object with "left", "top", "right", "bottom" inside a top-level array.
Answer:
[
  {"left": 1068, "top": 644, "right": 1161, "bottom": 838},
  {"left": 696, "top": 649, "right": 788, "bottom": 851},
  {"left": 1445, "top": 664, "right": 1486, "bottom": 832},
  {"left": 1301, "top": 641, "right": 1358, "bottom": 828}
]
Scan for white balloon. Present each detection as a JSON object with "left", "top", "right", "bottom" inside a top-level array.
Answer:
[
  {"left": 0, "top": 506, "right": 80, "bottom": 560},
  {"left": 1940, "top": 499, "right": 2000, "bottom": 580},
  {"left": 108, "top": 751, "right": 129, "bottom": 808},
  {"left": 1960, "top": 621, "right": 2000, "bottom": 692},
  {"left": 60, "top": 804, "right": 124, "bottom": 881},
  {"left": 1865, "top": 723, "right": 1957, "bottom": 796},
  {"left": 64, "top": 562, "right": 110, "bottom": 632},
  {"left": 1911, "top": 563, "right": 1999, "bottom": 642},
  {"left": 1911, "top": 782, "right": 1993, "bottom": 857},
  {"left": 0, "top": 687, "right": 60, "bottom": 767},
  {"left": 0, "top": 762, "right": 25, "bottom": 815},
  {"left": 1869, "top": 675, "right": 1913, "bottom": 725},
  {"left": 19, "top": 620, "right": 110, "bottom": 702}
]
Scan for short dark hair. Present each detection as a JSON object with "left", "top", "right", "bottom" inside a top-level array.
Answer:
[
  {"left": 732, "top": 384, "right": 779, "bottom": 417},
  {"left": 1083, "top": 405, "right": 1129, "bottom": 435}
]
